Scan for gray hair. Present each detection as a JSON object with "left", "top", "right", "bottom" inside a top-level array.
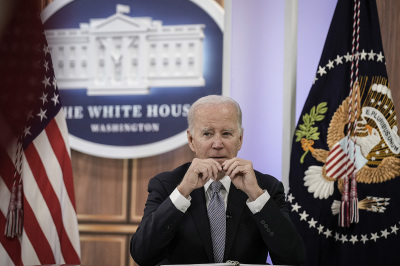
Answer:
[{"left": 187, "top": 95, "right": 243, "bottom": 134}]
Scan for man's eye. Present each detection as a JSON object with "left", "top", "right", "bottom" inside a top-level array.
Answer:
[
  {"left": 223, "top": 132, "right": 232, "bottom": 136},
  {"left": 203, "top": 132, "right": 211, "bottom": 136}
]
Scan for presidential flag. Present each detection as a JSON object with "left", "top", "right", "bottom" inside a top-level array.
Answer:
[
  {"left": 288, "top": 0, "right": 400, "bottom": 265},
  {"left": 0, "top": 1, "right": 81, "bottom": 265}
]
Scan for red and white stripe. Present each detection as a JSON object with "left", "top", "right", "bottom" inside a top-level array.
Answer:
[
  {"left": 0, "top": 110, "right": 80, "bottom": 265},
  {"left": 325, "top": 142, "right": 356, "bottom": 180}
]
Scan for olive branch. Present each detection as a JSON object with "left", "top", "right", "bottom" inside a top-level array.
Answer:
[{"left": 295, "top": 102, "right": 328, "bottom": 163}]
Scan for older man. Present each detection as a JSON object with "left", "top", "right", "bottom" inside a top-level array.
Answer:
[{"left": 130, "top": 95, "right": 305, "bottom": 265}]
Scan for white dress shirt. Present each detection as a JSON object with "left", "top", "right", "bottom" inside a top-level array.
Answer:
[{"left": 170, "top": 175, "right": 270, "bottom": 214}]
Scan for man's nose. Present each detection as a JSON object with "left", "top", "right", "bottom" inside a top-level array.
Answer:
[{"left": 212, "top": 136, "right": 223, "bottom": 149}]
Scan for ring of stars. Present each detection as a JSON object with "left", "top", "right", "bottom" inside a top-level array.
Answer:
[
  {"left": 287, "top": 192, "right": 400, "bottom": 245},
  {"left": 314, "top": 49, "right": 385, "bottom": 84}
]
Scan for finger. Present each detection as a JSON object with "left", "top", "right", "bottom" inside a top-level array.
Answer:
[
  {"left": 195, "top": 164, "right": 205, "bottom": 175},
  {"left": 206, "top": 164, "right": 214, "bottom": 180},
  {"left": 194, "top": 168, "right": 201, "bottom": 175},
  {"left": 202, "top": 161, "right": 213, "bottom": 179},
  {"left": 229, "top": 174, "right": 238, "bottom": 182},
  {"left": 224, "top": 160, "right": 240, "bottom": 177},
  {"left": 209, "top": 163, "right": 218, "bottom": 180},
  {"left": 195, "top": 165, "right": 208, "bottom": 178},
  {"left": 203, "top": 159, "right": 220, "bottom": 180},
  {"left": 229, "top": 165, "right": 245, "bottom": 179},
  {"left": 202, "top": 174, "right": 211, "bottom": 183},
  {"left": 207, "top": 158, "right": 222, "bottom": 170},
  {"left": 222, "top": 157, "right": 239, "bottom": 172},
  {"left": 221, "top": 157, "right": 233, "bottom": 169},
  {"left": 210, "top": 160, "right": 222, "bottom": 179}
]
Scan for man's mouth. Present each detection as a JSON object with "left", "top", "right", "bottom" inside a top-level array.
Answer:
[{"left": 211, "top": 157, "right": 226, "bottom": 162}]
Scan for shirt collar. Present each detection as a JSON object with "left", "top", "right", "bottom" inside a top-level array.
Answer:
[{"left": 204, "top": 175, "right": 231, "bottom": 193}]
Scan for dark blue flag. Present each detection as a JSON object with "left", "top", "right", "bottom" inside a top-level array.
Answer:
[{"left": 288, "top": 0, "right": 400, "bottom": 265}]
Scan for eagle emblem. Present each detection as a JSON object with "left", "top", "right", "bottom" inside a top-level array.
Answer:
[{"left": 298, "top": 76, "right": 400, "bottom": 215}]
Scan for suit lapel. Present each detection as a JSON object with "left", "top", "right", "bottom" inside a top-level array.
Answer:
[
  {"left": 224, "top": 184, "right": 247, "bottom": 260},
  {"left": 189, "top": 187, "right": 214, "bottom": 262}
]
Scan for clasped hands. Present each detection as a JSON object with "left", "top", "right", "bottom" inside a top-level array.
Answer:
[{"left": 178, "top": 157, "right": 264, "bottom": 201}]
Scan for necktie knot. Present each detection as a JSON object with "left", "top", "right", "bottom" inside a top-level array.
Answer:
[{"left": 210, "top": 181, "right": 223, "bottom": 194}]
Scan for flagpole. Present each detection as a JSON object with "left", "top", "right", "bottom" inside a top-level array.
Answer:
[
  {"left": 222, "top": 0, "right": 231, "bottom": 97},
  {"left": 281, "top": 0, "right": 298, "bottom": 194}
]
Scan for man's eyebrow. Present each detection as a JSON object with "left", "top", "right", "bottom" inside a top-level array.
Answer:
[
  {"left": 200, "top": 127, "right": 213, "bottom": 132},
  {"left": 200, "top": 128, "right": 235, "bottom": 133}
]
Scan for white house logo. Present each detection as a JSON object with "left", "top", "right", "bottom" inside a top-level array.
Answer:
[
  {"left": 42, "top": 0, "right": 224, "bottom": 158},
  {"left": 45, "top": 4, "right": 205, "bottom": 96}
]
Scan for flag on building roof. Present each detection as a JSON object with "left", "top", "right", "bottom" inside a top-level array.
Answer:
[
  {"left": 0, "top": 1, "right": 81, "bottom": 265},
  {"left": 288, "top": 0, "right": 400, "bottom": 265}
]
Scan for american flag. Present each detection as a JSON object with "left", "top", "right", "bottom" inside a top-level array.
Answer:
[
  {"left": 288, "top": 0, "right": 400, "bottom": 265},
  {"left": 0, "top": 1, "right": 81, "bottom": 265}
]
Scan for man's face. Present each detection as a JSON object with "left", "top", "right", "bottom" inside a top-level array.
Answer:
[{"left": 187, "top": 103, "right": 243, "bottom": 165}]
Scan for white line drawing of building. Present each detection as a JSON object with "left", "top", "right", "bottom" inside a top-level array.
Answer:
[{"left": 45, "top": 4, "right": 206, "bottom": 95}]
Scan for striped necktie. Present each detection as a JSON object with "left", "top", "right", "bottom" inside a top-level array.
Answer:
[{"left": 207, "top": 181, "right": 226, "bottom": 263}]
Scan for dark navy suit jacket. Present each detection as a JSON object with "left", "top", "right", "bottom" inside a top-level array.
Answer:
[{"left": 130, "top": 162, "right": 305, "bottom": 265}]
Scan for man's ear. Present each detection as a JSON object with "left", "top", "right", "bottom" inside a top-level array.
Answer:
[
  {"left": 187, "top": 130, "right": 195, "bottom": 152},
  {"left": 238, "top": 128, "right": 244, "bottom": 151}
]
